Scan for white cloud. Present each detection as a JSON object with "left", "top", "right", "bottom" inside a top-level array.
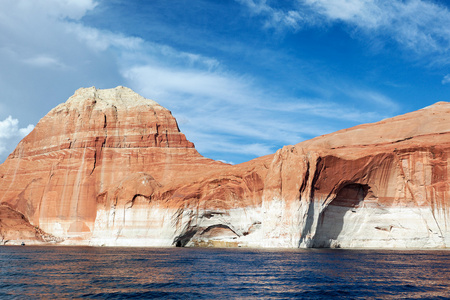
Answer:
[
  {"left": 0, "top": 117, "right": 21, "bottom": 139},
  {"left": 65, "top": 23, "right": 143, "bottom": 53},
  {"left": 122, "top": 65, "right": 253, "bottom": 105},
  {"left": 343, "top": 88, "right": 399, "bottom": 111},
  {"left": 442, "top": 74, "right": 450, "bottom": 85},
  {"left": 0, "top": 116, "right": 34, "bottom": 158},
  {"left": 304, "top": 0, "right": 385, "bottom": 28},
  {"left": 237, "top": 0, "right": 311, "bottom": 30},
  {"left": 308, "top": 0, "right": 450, "bottom": 54},
  {"left": 270, "top": 100, "right": 385, "bottom": 123},
  {"left": 0, "top": 0, "right": 98, "bottom": 21},
  {"left": 139, "top": 43, "right": 220, "bottom": 70},
  {"left": 23, "top": 55, "right": 66, "bottom": 68},
  {"left": 239, "top": 0, "right": 450, "bottom": 62},
  {"left": 19, "top": 124, "right": 35, "bottom": 136}
]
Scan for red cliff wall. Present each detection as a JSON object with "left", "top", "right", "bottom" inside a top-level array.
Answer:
[{"left": 0, "top": 88, "right": 448, "bottom": 248}]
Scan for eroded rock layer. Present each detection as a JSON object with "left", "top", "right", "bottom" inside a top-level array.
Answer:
[
  {"left": 0, "top": 205, "right": 60, "bottom": 245},
  {"left": 0, "top": 87, "right": 449, "bottom": 248},
  {"left": 0, "top": 87, "right": 225, "bottom": 244}
]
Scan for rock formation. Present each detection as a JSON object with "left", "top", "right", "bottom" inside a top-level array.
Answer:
[
  {"left": 0, "top": 86, "right": 224, "bottom": 245},
  {"left": 0, "top": 87, "right": 448, "bottom": 248}
]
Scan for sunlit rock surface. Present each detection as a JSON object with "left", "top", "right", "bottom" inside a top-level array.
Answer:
[
  {"left": 0, "top": 86, "right": 224, "bottom": 246},
  {"left": 0, "top": 87, "right": 449, "bottom": 248}
]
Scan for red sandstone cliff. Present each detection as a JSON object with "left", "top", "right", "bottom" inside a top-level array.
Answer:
[
  {"left": 264, "top": 102, "right": 450, "bottom": 247},
  {"left": 0, "top": 87, "right": 448, "bottom": 248},
  {"left": 0, "top": 86, "right": 225, "bottom": 243}
]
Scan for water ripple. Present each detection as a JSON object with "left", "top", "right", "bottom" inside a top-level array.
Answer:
[{"left": 0, "top": 247, "right": 449, "bottom": 299}]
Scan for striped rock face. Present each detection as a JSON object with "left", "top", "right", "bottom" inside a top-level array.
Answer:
[
  {"left": 1, "top": 87, "right": 449, "bottom": 249},
  {"left": 0, "top": 86, "right": 224, "bottom": 244},
  {"left": 263, "top": 102, "right": 450, "bottom": 249}
]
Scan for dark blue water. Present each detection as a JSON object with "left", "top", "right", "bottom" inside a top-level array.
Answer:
[{"left": 0, "top": 246, "right": 448, "bottom": 299}]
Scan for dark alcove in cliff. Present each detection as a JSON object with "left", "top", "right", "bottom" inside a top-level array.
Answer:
[
  {"left": 313, "top": 183, "right": 369, "bottom": 248},
  {"left": 174, "top": 228, "right": 198, "bottom": 247}
]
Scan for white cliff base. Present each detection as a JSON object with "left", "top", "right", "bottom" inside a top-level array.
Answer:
[{"left": 41, "top": 197, "right": 449, "bottom": 249}]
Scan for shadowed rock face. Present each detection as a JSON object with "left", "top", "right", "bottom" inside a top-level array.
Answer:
[
  {"left": 0, "top": 205, "right": 61, "bottom": 245},
  {"left": 0, "top": 87, "right": 449, "bottom": 248},
  {"left": 313, "top": 184, "right": 369, "bottom": 248}
]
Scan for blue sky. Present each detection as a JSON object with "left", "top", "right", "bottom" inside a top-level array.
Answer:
[{"left": 1, "top": 0, "right": 450, "bottom": 164}]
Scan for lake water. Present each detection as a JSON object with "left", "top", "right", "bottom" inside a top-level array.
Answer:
[{"left": 0, "top": 246, "right": 449, "bottom": 299}]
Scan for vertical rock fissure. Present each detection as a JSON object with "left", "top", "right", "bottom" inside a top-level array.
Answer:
[
  {"left": 91, "top": 150, "right": 97, "bottom": 176},
  {"left": 393, "top": 151, "right": 416, "bottom": 203},
  {"left": 299, "top": 156, "right": 322, "bottom": 247},
  {"left": 90, "top": 137, "right": 107, "bottom": 175}
]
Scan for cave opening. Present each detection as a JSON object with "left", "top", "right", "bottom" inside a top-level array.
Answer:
[
  {"left": 313, "top": 183, "right": 369, "bottom": 248},
  {"left": 174, "top": 228, "right": 197, "bottom": 247}
]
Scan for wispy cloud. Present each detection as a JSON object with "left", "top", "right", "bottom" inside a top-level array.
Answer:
[
  {"left": 442, "top": 74, "right": 450, "bottom": 85},
  {"left": 343, "top": 89, "right": 399, "bottom": 111},
  {"left": 0, "top": 0, "right": 97, "bottom": 22},
  {"left": 269, "top": 100, "right": 387, "bottom": 124},
  {"left": 309, "top": 0, "right": 450, "bottom": 55},
  {"left": 65, "top": 23, "right": 143, "bottom": 52},
  {"left": 237, "top": 0, "right": 310, "bottom": 30},
  {"left": 122, "top": 64, "right": 298, "bottom": 157},
  {"left": 122, "top": 65, "right": 251, "bottom": 105},
  {"left": 23, "top": 55, "right": 66, "bottom": 68},
  {"left": 188, "top": 131, "right": 275, "bottom": 158},
  {"left": 239, "top": 0, "right": 450, "bottom": 63}
]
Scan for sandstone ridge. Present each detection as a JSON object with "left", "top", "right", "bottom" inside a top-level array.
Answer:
[{"left": 0, "top": 87, "right": 449, "bottom": 248}]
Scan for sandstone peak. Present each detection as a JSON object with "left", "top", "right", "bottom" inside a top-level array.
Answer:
[
  {"left": 14, "top": 86, "right": 195, "bottom": 157},
  {"left": 0, "top": 86, "right": 223, "bottom": 243},
  {"left": 52, "top": 86, "right": 161, "bottom": 114}
]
